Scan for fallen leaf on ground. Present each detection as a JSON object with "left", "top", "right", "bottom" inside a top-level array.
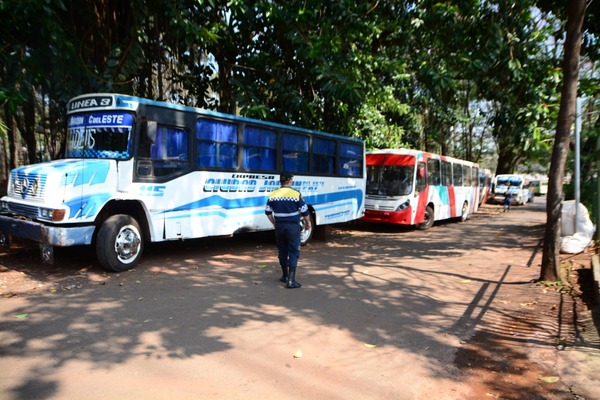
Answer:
[
  {"left": 520, "top": 302, "right": 536, "bottom": 307},
  {"left": 293, "top": 350, "right": 303, "bottom": 358},
  {"left": 539, "top": 376, "right": 560, "bottom": 383},
  {"left": 15, "top": 314, "right": 28, "bottom": 319},
  {"left": 364, "top": 343, "right": 377, "bottom": 348}
]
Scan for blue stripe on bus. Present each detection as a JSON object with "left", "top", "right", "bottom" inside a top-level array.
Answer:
[
  {"left": 435, "top": 185, "right": 450, "bottom": 204},
  {"left": 163, "top": 189, "right": 364, "bottom": 215},
  {"left": 165, "top": 200, "right": 360, "bottom": 221},
  {"left": 166, "top": 200, "right": 360, "bottom": 221},
  {"left": 65, "top": 193, "right": 112, "bottom": 218}
]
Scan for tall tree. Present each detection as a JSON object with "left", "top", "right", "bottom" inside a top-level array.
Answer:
[
  {"left": 475, "top": 1, "right": 559, "bottom": 174},
  {"left": 540, "top": 0, "right": 587, "bottom": 282}
]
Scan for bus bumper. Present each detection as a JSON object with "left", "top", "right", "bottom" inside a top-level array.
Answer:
[
  {"left": 361, "top": 208, "right": 412, "bottom": 225},
  {"left": 0, "top": 215, "right": 95, "bottom": 247}
]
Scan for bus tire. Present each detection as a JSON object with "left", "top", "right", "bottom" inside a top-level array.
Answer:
[
  {"left": 96, "top": 214, "right": 144, "bottom": 272},
  {"left": 460, "top": 201, "right": 469, "bottom": 222},
  {"left": 416, "top": 205, "right": 435, "bottom": 230},
  {"left": 300, "top": 212, "right": 315, "bottom": 246}
]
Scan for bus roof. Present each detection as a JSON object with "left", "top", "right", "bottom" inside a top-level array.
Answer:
[
  {"left": 67, "top": 93, "right": 364, "bottom": 144},
  {"left": 366, "top": 148, "right": 478, "bottom": 167}
]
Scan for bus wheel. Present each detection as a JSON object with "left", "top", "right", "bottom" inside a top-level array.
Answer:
[
  {"left": 300, "top": 212, "right": 315, "bottom": 246},
  {"left": 96, "top": 214, "right": 144, "bottom": 272},
  {"left": 416, "top": 205, "right": 434, "bottom": 230},
  {"left": 460, "top": 202, "right": 469, "bottom": 222}
]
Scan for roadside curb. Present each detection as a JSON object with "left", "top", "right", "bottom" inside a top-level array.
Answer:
[{"left": 592, "top": 253, "right": 600, "bottom": 306}]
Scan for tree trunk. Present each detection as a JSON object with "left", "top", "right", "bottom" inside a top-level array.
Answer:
[
  {"left": 4, "top": 104, "right": 17, "bottom": 171},
  {"left": 540, "top": 0, "right": 586, "bottom": 282},
  {"left": 23, "top": 97, "right": 37, "bottom": 165}
]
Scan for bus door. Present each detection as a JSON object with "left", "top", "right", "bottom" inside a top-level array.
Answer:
[
  {"left": 413, "top": 161, "right": 429, "bottom": 224},
  {"left": 137, "top": 117, "right": 192, "bottom": 240}
]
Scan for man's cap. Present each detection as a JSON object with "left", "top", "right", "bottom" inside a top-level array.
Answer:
[{"left": 280, "top": 172, "right": 294, "bottom": 181}]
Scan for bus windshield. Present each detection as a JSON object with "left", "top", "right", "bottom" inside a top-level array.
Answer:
[
  {"left": 496, "top": 176, "right": 522, "bottom": 187},
  {"left": 366, "top": 165, "right": 414, "bottom": 196},
  {"left": 66, "top": 111, "right": 134, "bottom": 160}
]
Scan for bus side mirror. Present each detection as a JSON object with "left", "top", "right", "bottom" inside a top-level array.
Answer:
[{"left": 418, "top": 167, "right": 425, "bottom": 178}]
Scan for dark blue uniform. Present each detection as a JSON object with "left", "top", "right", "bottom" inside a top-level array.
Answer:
[
  {"left": 265, "top": 184, "right": 309, "bottom": 288},
  {"left": 504, "top": 192, "right": 512, "bottom": 212}
]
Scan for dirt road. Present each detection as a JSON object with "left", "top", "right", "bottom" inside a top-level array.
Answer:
[{"left": 1, "top": 200, "right": 599, "bottom": 399}]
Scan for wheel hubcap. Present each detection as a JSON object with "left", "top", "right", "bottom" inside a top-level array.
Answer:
[{"left": 114, "top": 225, "right": 141, "bottom": 263}]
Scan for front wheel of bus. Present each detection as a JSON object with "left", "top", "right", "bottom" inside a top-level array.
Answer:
[
  {"left": 300, "top": 213, "right": 315, "bottom": 246},
  {"left": 96, "top": 214, "right": 144, "bottom": 272},
  {"left": 416, "top": 205, "right": 434, "bottom": 230}
]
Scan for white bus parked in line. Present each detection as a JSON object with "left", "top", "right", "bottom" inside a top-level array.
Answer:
[
  {"left": 0, "top": 93, "right": 366, "bottom": 272},
  {"left": 490, "top": 174, "right": 534, "bottom": 205},
  {"left": 362, "top": 149, "right": 481, "bottom": 229}
]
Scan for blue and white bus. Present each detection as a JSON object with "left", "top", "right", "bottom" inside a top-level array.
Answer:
[
  {"left": 0, "top": 93, "right": 365, "bottom": 272},
  {"left": 490, "top": 174, "right": 534, "bottom": 205}
]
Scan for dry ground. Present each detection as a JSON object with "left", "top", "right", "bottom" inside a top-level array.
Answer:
[{"left": 1, "top": 202, "right": 599, "bottom": 399}]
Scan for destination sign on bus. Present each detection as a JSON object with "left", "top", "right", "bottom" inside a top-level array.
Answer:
[
  {"left": 68, "top": 112, "right": 133, "bottom": 129},
  {"left": 68, "top": 95, "right": 114, "bottom": 112}
]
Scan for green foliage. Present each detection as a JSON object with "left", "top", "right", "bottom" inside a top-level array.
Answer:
[
  {"left": 563, "top": 105, "right": 600, "bottom": 223},
  {"left": 0, "top": 0, "right": 596, "bottom": 178}
]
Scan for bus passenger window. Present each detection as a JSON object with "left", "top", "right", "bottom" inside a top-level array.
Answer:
[
  {"left": 442, "top": 161, "right": 452, "bottom": 186},
  {"left": 427, "top": 158, "right": 441, "bottom": 186},
  {"left": 283, "top": 132, "right": 309, "bottom": 173},
  {"left": 150, "top": 125, "right": 189, "bottom": 177},
  {"left": 463, "top": 166, "right": 471, "bottom": 187},
  {"left": 416, "top": 162, "right": 426, "bottom": 192},
  {"left": 196, "top": 118, "right": 238, "bottom": 169},
  {"left": 313, "top": 138, "right": 336, "bottom": 174},
  {"left": 453, "top": 163, "right": 463, "bottom": 186},
  {"left": 339, "top": 142, "right": 363, "bottom": 177},
  {"left": 243, "top": 126, "right": 277, "bottom": 171}
]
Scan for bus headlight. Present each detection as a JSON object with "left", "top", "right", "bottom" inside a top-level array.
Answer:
[
  {"left": 40, "top": 208, "right": 54, "bottom": 219},
  {"left": 40, "top": 208, "right": 66, "bottom": 221},
  {"left": 396, "top": 199, "right": 410, "bottom": 211},
  {"left": 0, "top": 200, "right": 8, "bottom": 212}
]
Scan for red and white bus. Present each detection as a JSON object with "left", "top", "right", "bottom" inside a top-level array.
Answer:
[
  {"left": 361, "top": 149, "right": 480, "bottom": 229},
  {"left": 478, "top": 168, "right": 493, "bottom": 206}
]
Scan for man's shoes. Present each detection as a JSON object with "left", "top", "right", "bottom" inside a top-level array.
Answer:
[
  {"left": 286, "top": 269, "right": 301, "bottom": 289},
  {"left": 280, "top": 266, "right": 289, "bottom": 283},
  {"left": 286, "top": 280, "right": 301, "bottom": 289}
]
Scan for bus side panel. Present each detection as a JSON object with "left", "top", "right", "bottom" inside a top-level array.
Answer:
[
  {"left": 471, "top": 186, "right": 480, "bottom": 213},
  {"left": 448, "top": 186, "right": 458, "bottom": 218},
  {"left": 420, "top": 183, "right": 480, "bottom": 223},
  {"left": 413, "top": 185, "right": 430, "bottom": 225},
  {"left": 296, "top": 176, "right": 365, "bottom": 225},
  {"left": 431, "top": 185, "right": 455, "bottom": 221},
  {"left": 416, "top": 184, "right": 454, "bottom": 223},
  {"left": 135, "top": 172, "right": 365, "bottom": 242}
]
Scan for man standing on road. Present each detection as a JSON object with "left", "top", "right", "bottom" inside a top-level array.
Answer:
[
  {"left": 265, "top": 172, "right": 311, "bottom": 289},
  {"left": 504, "top": 192, "right": 512, "bottom": 212}
]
